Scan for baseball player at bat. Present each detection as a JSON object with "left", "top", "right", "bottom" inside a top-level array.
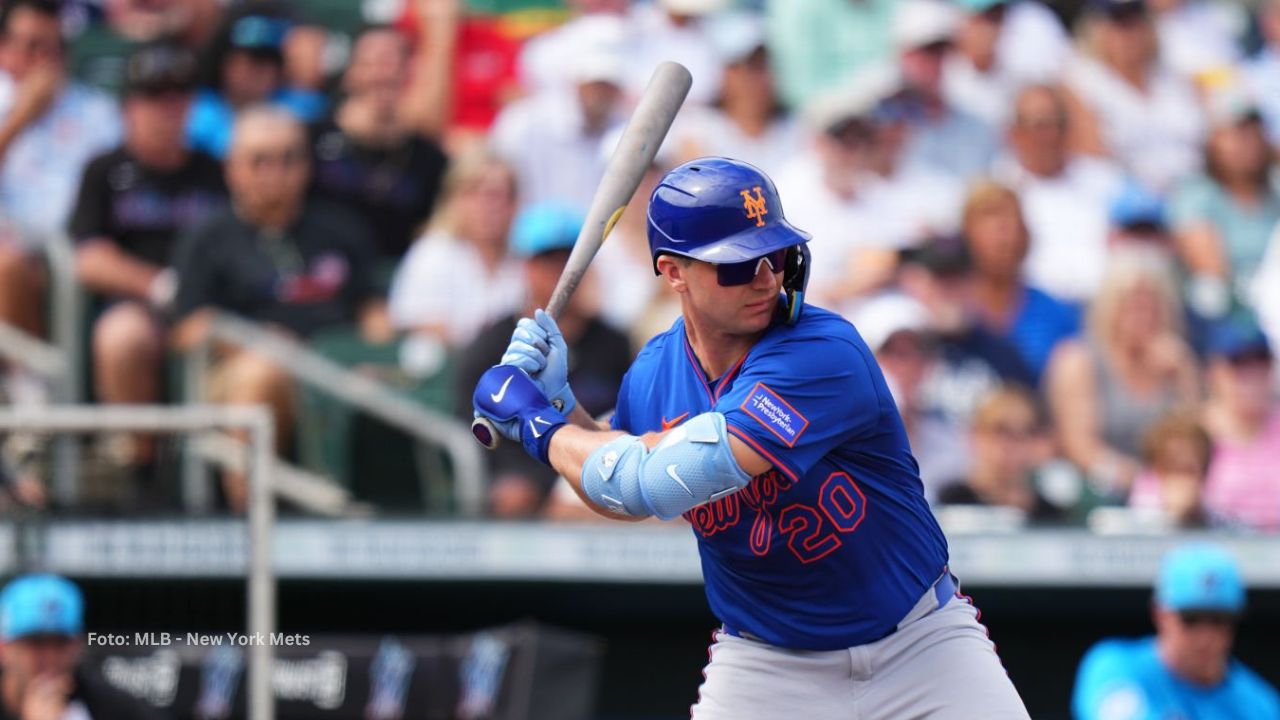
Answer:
[{"left": 473, "top": 157, "right": 1031, "bottom": 718}]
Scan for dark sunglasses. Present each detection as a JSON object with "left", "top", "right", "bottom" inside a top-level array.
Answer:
[
  {"left": 1227, "top": 349, "right": 1273, "bottom": 368},
  {"left": 715, "top": 248, "right": 788, "bottom": 287},
  {"left": 1178, "top": 610, "right": 1238, "bottom": 627}
]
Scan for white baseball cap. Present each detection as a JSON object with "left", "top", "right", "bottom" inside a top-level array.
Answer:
[
  {"left": 803, "top": 62, "right": 903, "bottom": 133},
  {"left": 705, "top": 11, "right": 767, "bottom": 65},
  {"left": 893, "top": 0, "right": 960, "bottom": 52},
  {"left": 658, "top": 0, "right": 728, "bottom": 16},
  {"left": 852, "top": 293, "right": 931, "bottom": 352}
]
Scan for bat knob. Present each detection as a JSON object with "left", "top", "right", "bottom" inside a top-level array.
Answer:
[{"left": 471, "top": 417, "right": 499, "bottom": 450}]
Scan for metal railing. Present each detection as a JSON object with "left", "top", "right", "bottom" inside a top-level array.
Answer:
[
  {"left": 0, "top": 405, "right": 277, "bottom": 720},
  {"left": 0, "top": 227, "right": 82, "bottom": 504},
  {"left": 183, "top": 313, "right": 485, "bottom": 515}
]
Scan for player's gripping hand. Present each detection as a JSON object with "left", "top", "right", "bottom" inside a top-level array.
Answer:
[
  {"left": 498, "top": 308, "right": 577, "bottom": 415},
  {"left": 472, "top": 365, "right": 567, "bottom": 464}
]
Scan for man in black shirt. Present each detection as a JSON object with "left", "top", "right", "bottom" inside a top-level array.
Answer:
[
  {"left": 70, "top": 42, "right": 227, "bottom": 431},
  {"left": 0, "top": 574, "right": 166, "bottom": 720},
  {"left": 310, "top": 25, "right": 448, "bottom": 263},
  {"left": 455, "top": 203, "right": 632, "bottom": 517},
  {"left": 172, "top": 107, "right": 391, "bottom": 510}
]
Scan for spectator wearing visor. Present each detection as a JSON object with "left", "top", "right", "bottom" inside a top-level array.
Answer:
[
  {"left": 69, "top": 42, "right": 228, "bottom": 476},
  {"left": 187, "top": 5, "right": 327, "bottom": 159},
  {"left": 0, "top": 574, "right": 165, "bottom": 720},
  {"left": 1073, "top": 543, "right": 1280, "bottom": 720}
]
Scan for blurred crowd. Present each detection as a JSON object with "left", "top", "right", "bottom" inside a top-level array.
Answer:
[{"left": 0, "top": 0, "right": 1275, "bottom": 527}]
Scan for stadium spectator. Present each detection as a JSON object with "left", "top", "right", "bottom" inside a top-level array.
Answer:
[
  {"left": 1200, "top": 319, "right": 1280, "bottom": 531},
  {"left": 1044, "top": 246, "right": 1200, "bottom": 499},
  {"left": 936, "top": 384, "right": 1064, "bottom": 522},
  {"left": 853, "top": 293, "right": 966, "bottom": 499},
  {"left": 1072, "top": 543, "right": 1280, "bottom": 720},
  {"left": 963, "top": 181, "right": 1080, "bottom": 384},
  {"left": 69, "top": 42, "right": 227, "bottom": 467},
  {"left": 781, "top": 65, "right": 961, "bottom": 309},
  {"left": 310, "top": 24, "right": 449, "bottom": 263},
  {"left": 517, "top": 1, "right": 629, "bottom": 98},
  {"left": 388, "top": 151, "right": 522, "bottom": 349},
  {"left": 945, "top": 0, "right": 1071, "bottom": 131},
  {"left": 1064, "top": 0, "right": 1205, "bottom": 192},
  {"left": 627, "top": 0, "right": 725, "bottom": 106},
  {"left": 764, "top": 0, "right": 894, "bottom": 111},
  {"left": 1170, "top": 88, "right": 1280, "bottom": 322},
  {"left": 1127, "top": 411, "right": 1214, "bottom": 528},
  {"left": 171, "top": 107, "right": 389, "bottom": 511},
  {"left": 455, "top": 203, "right": 631, "bottom": 518},
  {"left": 992, "top": 84, "right": 1124, "bottom": 304},
  {"left": 892, "top": 0, "right": 998, "bottom": 181},
  {"left": 0, "top": 574, "right": 166, "bottom": 720},
  {"left": 1108, "top": 180, "right": 1172, "bottom": 250},
  {"left": 488, "top": 24, "right": 624, "bottom": 210},
  {"left": 671, "top": 11, "right": 802, "bottom": 175},
  {"left": 899, "top": 234, "right": 1037, "bottom": 486},
  {"left": 186, "top": 4, "right": 326, "bottom": 159},
  {"left": 0, "top": 0, "right": 121, "bottom": 341}
]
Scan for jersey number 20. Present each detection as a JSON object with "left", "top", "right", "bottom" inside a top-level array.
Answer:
[{"left": 778, "top": 472, "right": 867, "bottom": 564}]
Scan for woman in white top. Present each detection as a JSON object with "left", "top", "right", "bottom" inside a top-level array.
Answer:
[
  {"left": 388, "top": 151, "right": 525, "bottom": 349},
  {"left": 1064, "top": 0, "right": 1205, "bottom": 192}
]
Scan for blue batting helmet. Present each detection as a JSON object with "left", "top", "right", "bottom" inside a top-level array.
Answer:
[
  {"left": 646, "top": 157, "right": 812, "bottom": 323},
  {"left": 646, "top": 157, "right": 811, "bottom": 269}
]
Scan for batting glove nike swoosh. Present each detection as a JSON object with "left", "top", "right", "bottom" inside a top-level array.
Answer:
[{"left": 473, "top": 365, "right": 567, "bottom": 464}]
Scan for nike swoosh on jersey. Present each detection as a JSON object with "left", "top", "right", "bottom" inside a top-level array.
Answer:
[
  {"left": 489, "top": 375, "right": 515, "bottom": 403},
  {"left": 661, "top": 412, "right": 690, "bottom": 430},
  {"left": 666, "top": 464, "right": 694, "bottom": 497}
]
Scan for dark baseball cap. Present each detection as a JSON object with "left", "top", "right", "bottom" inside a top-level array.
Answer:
[
  {"left": 124, "top": 42, "right": 198, "bottom": 96},
  {"left": 901, "top": 233, "right": 972, "bottom": 277},
  {"left": 1207, "top": 318, "right": 1272, "bottom": 361}
]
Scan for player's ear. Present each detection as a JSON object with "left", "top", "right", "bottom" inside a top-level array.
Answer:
[{"left": 656, "top": 255, "right": 689, "bottom": 293}]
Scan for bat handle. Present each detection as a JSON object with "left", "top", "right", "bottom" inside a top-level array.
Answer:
[{"left": 471, "top": 416, "right": 500, "bottom": 450}]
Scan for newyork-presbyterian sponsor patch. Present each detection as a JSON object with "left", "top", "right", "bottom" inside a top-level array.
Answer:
[{"left": 740, "top": 382, "right": 808, "bottom": 447}]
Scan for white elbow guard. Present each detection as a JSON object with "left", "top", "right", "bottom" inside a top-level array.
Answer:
[{"left": 582, "top": 412, "right": 753, "bottom": 520}]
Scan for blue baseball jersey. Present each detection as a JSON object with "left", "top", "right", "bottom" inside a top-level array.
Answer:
[
  {"left": 1073, "top": 636, "right": 1280, "bottom": 720},
  {"left": 611, "top": 305, "right": 948, "bottom": 650}
]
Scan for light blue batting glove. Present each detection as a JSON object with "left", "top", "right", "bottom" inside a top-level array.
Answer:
[{"left": 499, "top": 308, "right": 576, "bottom": 415}]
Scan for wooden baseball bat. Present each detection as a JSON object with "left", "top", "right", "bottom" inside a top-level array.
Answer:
[{"left": 471, "top": 61, "right": 693, "bottom": 450}]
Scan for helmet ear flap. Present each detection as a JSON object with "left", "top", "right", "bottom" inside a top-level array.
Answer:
[{"left": 781, "top": 244, "right": 810, "bottom": 325}]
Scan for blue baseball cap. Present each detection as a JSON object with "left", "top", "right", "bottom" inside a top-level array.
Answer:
[
  {"left": 1156, "top": 543, "right": 1245, "bottom": 612},
  {"left": 1110, "top": 181, "right": 1166, "bottom": 229},
  {"left": 510, "top": 203, "right": 585, "bottom": 258},
  {"left": 1207, "top": 317, "right": 1272, "bottom": 361},
  {"left": 0, "top": 574, "right": 84, "bottom": 641},
  {"left": 230, "top": 16, "right": 290, "bottom": 52}
]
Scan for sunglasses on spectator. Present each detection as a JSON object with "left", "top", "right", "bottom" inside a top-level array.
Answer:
[
  {"left": 245, "top": 148, "right": 307, "bottom": 170},
  {"left": 979, "top": 3, "right": 1008, "bottom": 23},
  {"left": 1105, "top": 4, "right": 1147, "bottom": 25},
  {"left": 714, "top": 248, "right": 788, "bottom": 287},
  {"left": 918, "top": 40, "right": 952, "bottom": 56},
  {"left": 1227, "top": 349, "right": 1273, "bottom": 368},
  {"left": 1177, "top": 610, "right": 1238, "bottom": 627}
]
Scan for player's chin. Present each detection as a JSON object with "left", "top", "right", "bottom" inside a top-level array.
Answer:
[{"left": 738, "top": 299, "right": 776, "bottom": 329}]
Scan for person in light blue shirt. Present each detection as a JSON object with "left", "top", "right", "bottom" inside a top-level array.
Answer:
[
  {"left": 1073, "top": 542, "right": 1280, "bottom": 720},
  {"left": 186, "top": 10, "right": 326, "bottom": 159}
]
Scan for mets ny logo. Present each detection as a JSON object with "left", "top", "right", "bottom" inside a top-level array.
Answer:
[{"left": 740, "top": 186, "right": 768, "bottom": 227}]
